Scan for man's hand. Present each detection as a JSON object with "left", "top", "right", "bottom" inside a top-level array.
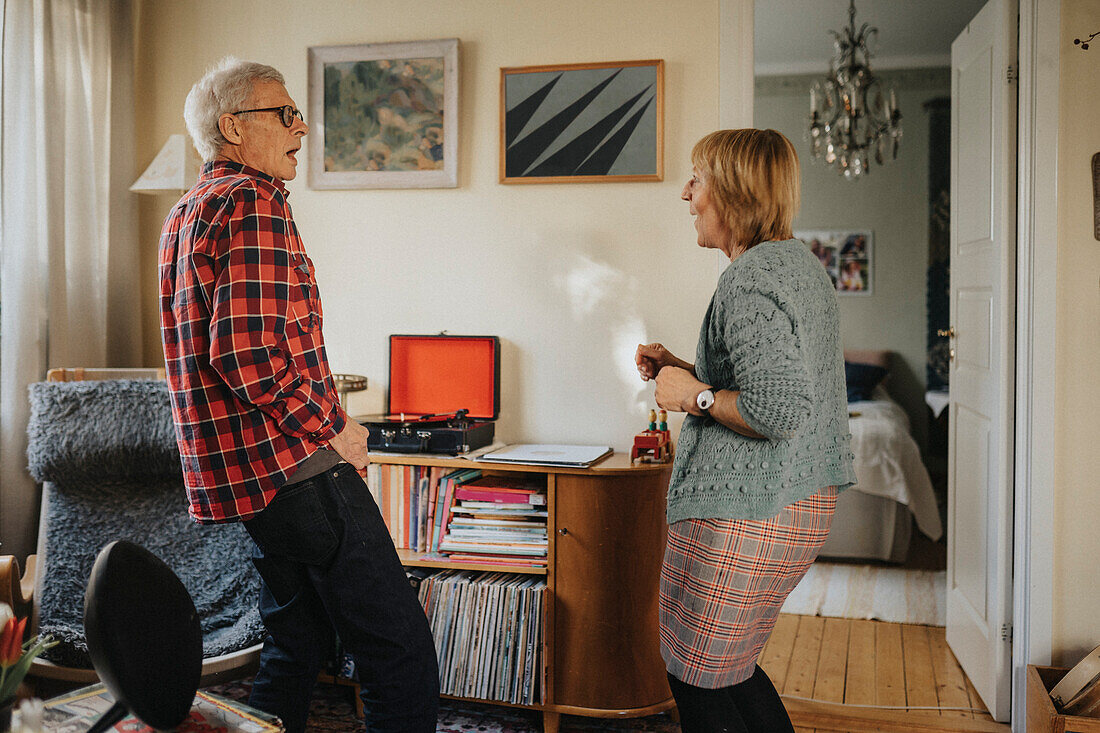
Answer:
[
  {"left": 329, "top": 421, "right": 371, "bottom": 470},
  {"left": 654, "top": 366, "right": 709, "bottom": 415}
]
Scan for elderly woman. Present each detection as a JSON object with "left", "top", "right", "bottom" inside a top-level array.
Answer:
[{"left": 636, "top": 129, "right": 855, "bottom": 733}]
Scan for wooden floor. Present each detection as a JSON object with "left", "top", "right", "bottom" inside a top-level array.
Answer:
[{"left": 762, "top": 614, "right": 1009, "bottom": 733}]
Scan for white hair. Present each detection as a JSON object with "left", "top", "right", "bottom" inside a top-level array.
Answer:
[{"left": 183, "top": 57, "right": 285, "bottom": 161}]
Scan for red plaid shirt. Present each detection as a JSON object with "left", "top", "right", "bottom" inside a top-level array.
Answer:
[{"left": 159, "top": 160, "right": 347, "bottom": 523}]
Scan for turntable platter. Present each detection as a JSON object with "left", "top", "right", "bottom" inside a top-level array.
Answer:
[{"left": 354, "top": 409, "right": 467, "bottom": 428}]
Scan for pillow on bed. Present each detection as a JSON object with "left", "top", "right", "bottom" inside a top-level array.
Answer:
[{"left": 845, "top": 361, "right": 888, "bottom": 402}]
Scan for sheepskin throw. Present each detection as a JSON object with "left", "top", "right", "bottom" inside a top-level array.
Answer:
[{"left": 26, "top": 379, "right": 264, "bottom": 668}]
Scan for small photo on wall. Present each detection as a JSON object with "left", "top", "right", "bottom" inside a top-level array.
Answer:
[{"left": 796, "top": 230, "right": 873, "bottom": 295}]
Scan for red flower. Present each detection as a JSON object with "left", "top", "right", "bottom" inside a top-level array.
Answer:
[{"left": 0, "top": 616, "right": 26, "bottom": 667}]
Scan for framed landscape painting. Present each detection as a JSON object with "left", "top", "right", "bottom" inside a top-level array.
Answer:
[
  {"left": 796, "top": 230, "right": 874, "bottom": 295},
  {"left": 499, "top": 59, "right": 663, "bottom": 184},
  {"left": 308, "top": 38, "right": 458, "bottom": 189}
]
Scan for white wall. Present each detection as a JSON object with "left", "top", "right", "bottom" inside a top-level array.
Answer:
[
  {"left": 754, "top": 69, "right": 949, "bottom": 451},
  {"left": 1053, "top": 0, "right": 1100, "bottom": 668},
  {"left": 135, "top": 0, "right": 724, "bottom": 452}
]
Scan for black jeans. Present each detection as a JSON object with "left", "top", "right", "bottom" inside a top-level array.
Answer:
[{"left": 242, "top": 463, "right": 439, "bottom": 732}]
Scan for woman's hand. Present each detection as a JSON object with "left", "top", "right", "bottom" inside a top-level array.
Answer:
[
  {"left": 636, "top": 342, "right": 693, "bottom": 382},
  {"left": 654, "top": 366, "right": 708, "bottom": 415},
  {"left": 656, "top": 370, "right": 764, "bottom": 438}
]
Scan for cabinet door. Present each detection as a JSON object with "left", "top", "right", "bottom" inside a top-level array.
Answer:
[{"left": 552, "top": 468, "right": 671, "bottom": 710}]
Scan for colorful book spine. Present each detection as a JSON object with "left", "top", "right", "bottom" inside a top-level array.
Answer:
[
  {"left": 426, "top": 467, "right": 441, "bottom": 550},
  {"left": 429, "top": 471, "right": 446, "bottom": 550},
  {"left": 391, "top": 465, "right": 403, "bottom": 548},
  {"left": 380, "top": 464, "right": 392, "bottom": 542},
  {"left": 436, "top": 469, "right": 482, "bottom": 553},
  {"left": 406, "top": 465, "right": 415, "bottom": 551},
  {"left": 453, "top": 487, "right": 545, "bottom": 505}
]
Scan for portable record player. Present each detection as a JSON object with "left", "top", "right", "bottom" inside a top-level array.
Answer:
[{"left": 356, "top": 334, "right": 500, "bottom": 455}]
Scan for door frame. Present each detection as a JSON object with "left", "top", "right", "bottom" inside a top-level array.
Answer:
[
  {"left": 1011, "top": 0, "right": 1058, "bottom": 728},
  {"left": 726, "top": 0, "right": 1058, "bottom": 727}
]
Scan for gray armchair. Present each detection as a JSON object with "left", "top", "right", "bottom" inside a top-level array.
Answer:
[{"left": 0, "top": 370, "right": 264, "bottom": 687}]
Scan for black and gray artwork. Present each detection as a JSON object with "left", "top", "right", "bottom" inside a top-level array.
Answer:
[{"left": 504, "top": 64, "right": 660, "bottom": 180}]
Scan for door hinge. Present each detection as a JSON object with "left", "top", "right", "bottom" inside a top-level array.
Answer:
[
  {"left": 1000, "top": 623, "right": 1013, "bottom": 643},
  {"left": 1006, "top": 65, "right": 1017, "bottom": 84}
]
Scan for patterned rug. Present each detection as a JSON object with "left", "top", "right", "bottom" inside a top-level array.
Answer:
[{"left": 205, "top": 679, "right": 680, "bottom": 732}]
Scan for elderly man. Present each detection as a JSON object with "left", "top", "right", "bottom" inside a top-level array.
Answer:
[{"left": 159, "top": 57, "right": 438, "bottom": 732}]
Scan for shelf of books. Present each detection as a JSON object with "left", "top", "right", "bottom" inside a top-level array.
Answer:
[
  {"left": 418, "top": 569, "right": 547, "bottom": 705},
  {"left": 343, "top": 452, "right": 674, "bottom": 732},
  {"left": 357, "top": 459, "right": 551, "bottom": 706},
  {"left": 361, "top": 462, "right": 549, "bottom": 574}
]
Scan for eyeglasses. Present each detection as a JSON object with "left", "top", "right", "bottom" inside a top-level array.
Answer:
[{"left": 232, "top": 105, "right": 304, "bottom": 128}]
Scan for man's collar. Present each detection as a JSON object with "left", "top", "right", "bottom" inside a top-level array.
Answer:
[{"left": 202, "top": 159, "right": 289, "bottom": 196}]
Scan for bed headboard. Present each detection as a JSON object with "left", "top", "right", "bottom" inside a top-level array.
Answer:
[
  {"left": 843, "top": 349, "right": 891, "bottom": 370},
  {"left": 843, "top": 349, "right": 892, "bottom": 402}
]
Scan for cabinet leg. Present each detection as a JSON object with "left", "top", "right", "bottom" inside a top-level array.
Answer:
[
  {"left": 344, "top": 680, "right": 364, "bottom": 719},
  {"left": 542, "top": 710, "right": 561, "bottom": 733}
]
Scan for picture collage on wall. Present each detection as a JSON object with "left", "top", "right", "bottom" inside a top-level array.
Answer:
[{"left": 796, "top": 230, "right": 873, "bottom": 295}]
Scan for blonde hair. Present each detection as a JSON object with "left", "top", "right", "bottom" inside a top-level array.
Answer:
[{"left": 690, "top": 129, "right": 800, "bottom": 253}]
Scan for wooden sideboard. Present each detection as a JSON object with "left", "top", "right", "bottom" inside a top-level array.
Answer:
[{"left": 366, "top": 451, "right": 674, "bottom": 732}]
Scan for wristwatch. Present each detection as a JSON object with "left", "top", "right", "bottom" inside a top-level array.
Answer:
[{"left": 695, "top": 388, "right": 716, "bottom": 412}]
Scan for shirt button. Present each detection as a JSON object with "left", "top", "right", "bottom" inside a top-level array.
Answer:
[
  {"left": 761, "top": 461, "right": 769, "bottom": 469},
  {"left": 733, "top": 463, "right": 742, "bottom": 470},
  {"left": 739, "top": 485, "right": 748, "bottom": 493},
  {"left": 747, "top": 462, "right": 755, "bottom": 469}
]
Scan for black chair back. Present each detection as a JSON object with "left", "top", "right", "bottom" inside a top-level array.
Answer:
[{"left": 83, "top": 540, "right": 202, "bottom": 731}]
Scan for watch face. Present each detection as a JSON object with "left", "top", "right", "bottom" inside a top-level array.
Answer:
[{"left": 696, "top": 389, "right": 715, "bottom": 410}]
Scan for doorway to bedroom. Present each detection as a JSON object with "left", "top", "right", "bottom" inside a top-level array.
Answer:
[{"left": 752, "top": 0, "right": 985, "bottom": 630}]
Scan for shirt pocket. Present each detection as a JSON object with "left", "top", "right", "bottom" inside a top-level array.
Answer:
[{"left": 289, "top": 253, "right": 321, "bottom": 333}]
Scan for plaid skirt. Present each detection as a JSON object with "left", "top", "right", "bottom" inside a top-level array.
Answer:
[{"left": 659, "top": 487, "right": 838, "bottom": 688}]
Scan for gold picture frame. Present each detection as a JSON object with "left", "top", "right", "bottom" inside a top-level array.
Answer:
[{"left": 499, "top": 59, "right": 663, "bottom": 184}]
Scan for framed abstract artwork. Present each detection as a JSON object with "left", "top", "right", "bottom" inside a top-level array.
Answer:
[
  {"left": 499, "top": 59, "right": 663, "bottom": 184},
  {"left": 307, "top": 38, "right": 458, "bottom": 189},
  {"left": 797, "top": 230, "right": 874, "bottom": 295}
]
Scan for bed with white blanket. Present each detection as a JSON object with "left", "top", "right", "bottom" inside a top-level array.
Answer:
[{"left": 818, "top": 353, "right": 943, "bottom": 563}]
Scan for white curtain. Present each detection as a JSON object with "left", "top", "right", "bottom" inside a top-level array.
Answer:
[{"left": 0, "top": 0, "right": 141, "bottom": 560}]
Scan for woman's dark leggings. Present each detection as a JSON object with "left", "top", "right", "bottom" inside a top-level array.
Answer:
[{"left": 667, "top": 665, "right": 795, "bottom": 733}]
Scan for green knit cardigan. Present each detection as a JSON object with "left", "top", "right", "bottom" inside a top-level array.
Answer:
[{"left": 666, "top": 239, "right": 857, "bottom": 524}]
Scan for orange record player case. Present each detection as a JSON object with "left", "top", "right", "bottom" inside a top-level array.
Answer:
[{"left": 358, "top": 334, "right": 500, "bottom": 454}]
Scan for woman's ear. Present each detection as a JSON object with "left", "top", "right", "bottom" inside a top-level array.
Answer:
[{"left": 218, "top": 113, "right": 242, "bottom": 146}]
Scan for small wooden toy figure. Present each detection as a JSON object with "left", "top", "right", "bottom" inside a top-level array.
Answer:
[{"left": 631, "top": 408, "right": 671, "bottom": 463}]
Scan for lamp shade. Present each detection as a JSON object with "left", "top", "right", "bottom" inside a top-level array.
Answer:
[{"left": 130, "top": 134, "right": 197, "bottom": 193}]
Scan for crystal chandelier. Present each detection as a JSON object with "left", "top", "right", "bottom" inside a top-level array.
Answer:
[{"left": 808, "top": 0, "right": 903, "bottom": 179}]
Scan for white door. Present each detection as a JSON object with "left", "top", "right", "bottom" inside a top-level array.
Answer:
[{"left": 946, "top": 0, "right": 1016, "bottom": 722}]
